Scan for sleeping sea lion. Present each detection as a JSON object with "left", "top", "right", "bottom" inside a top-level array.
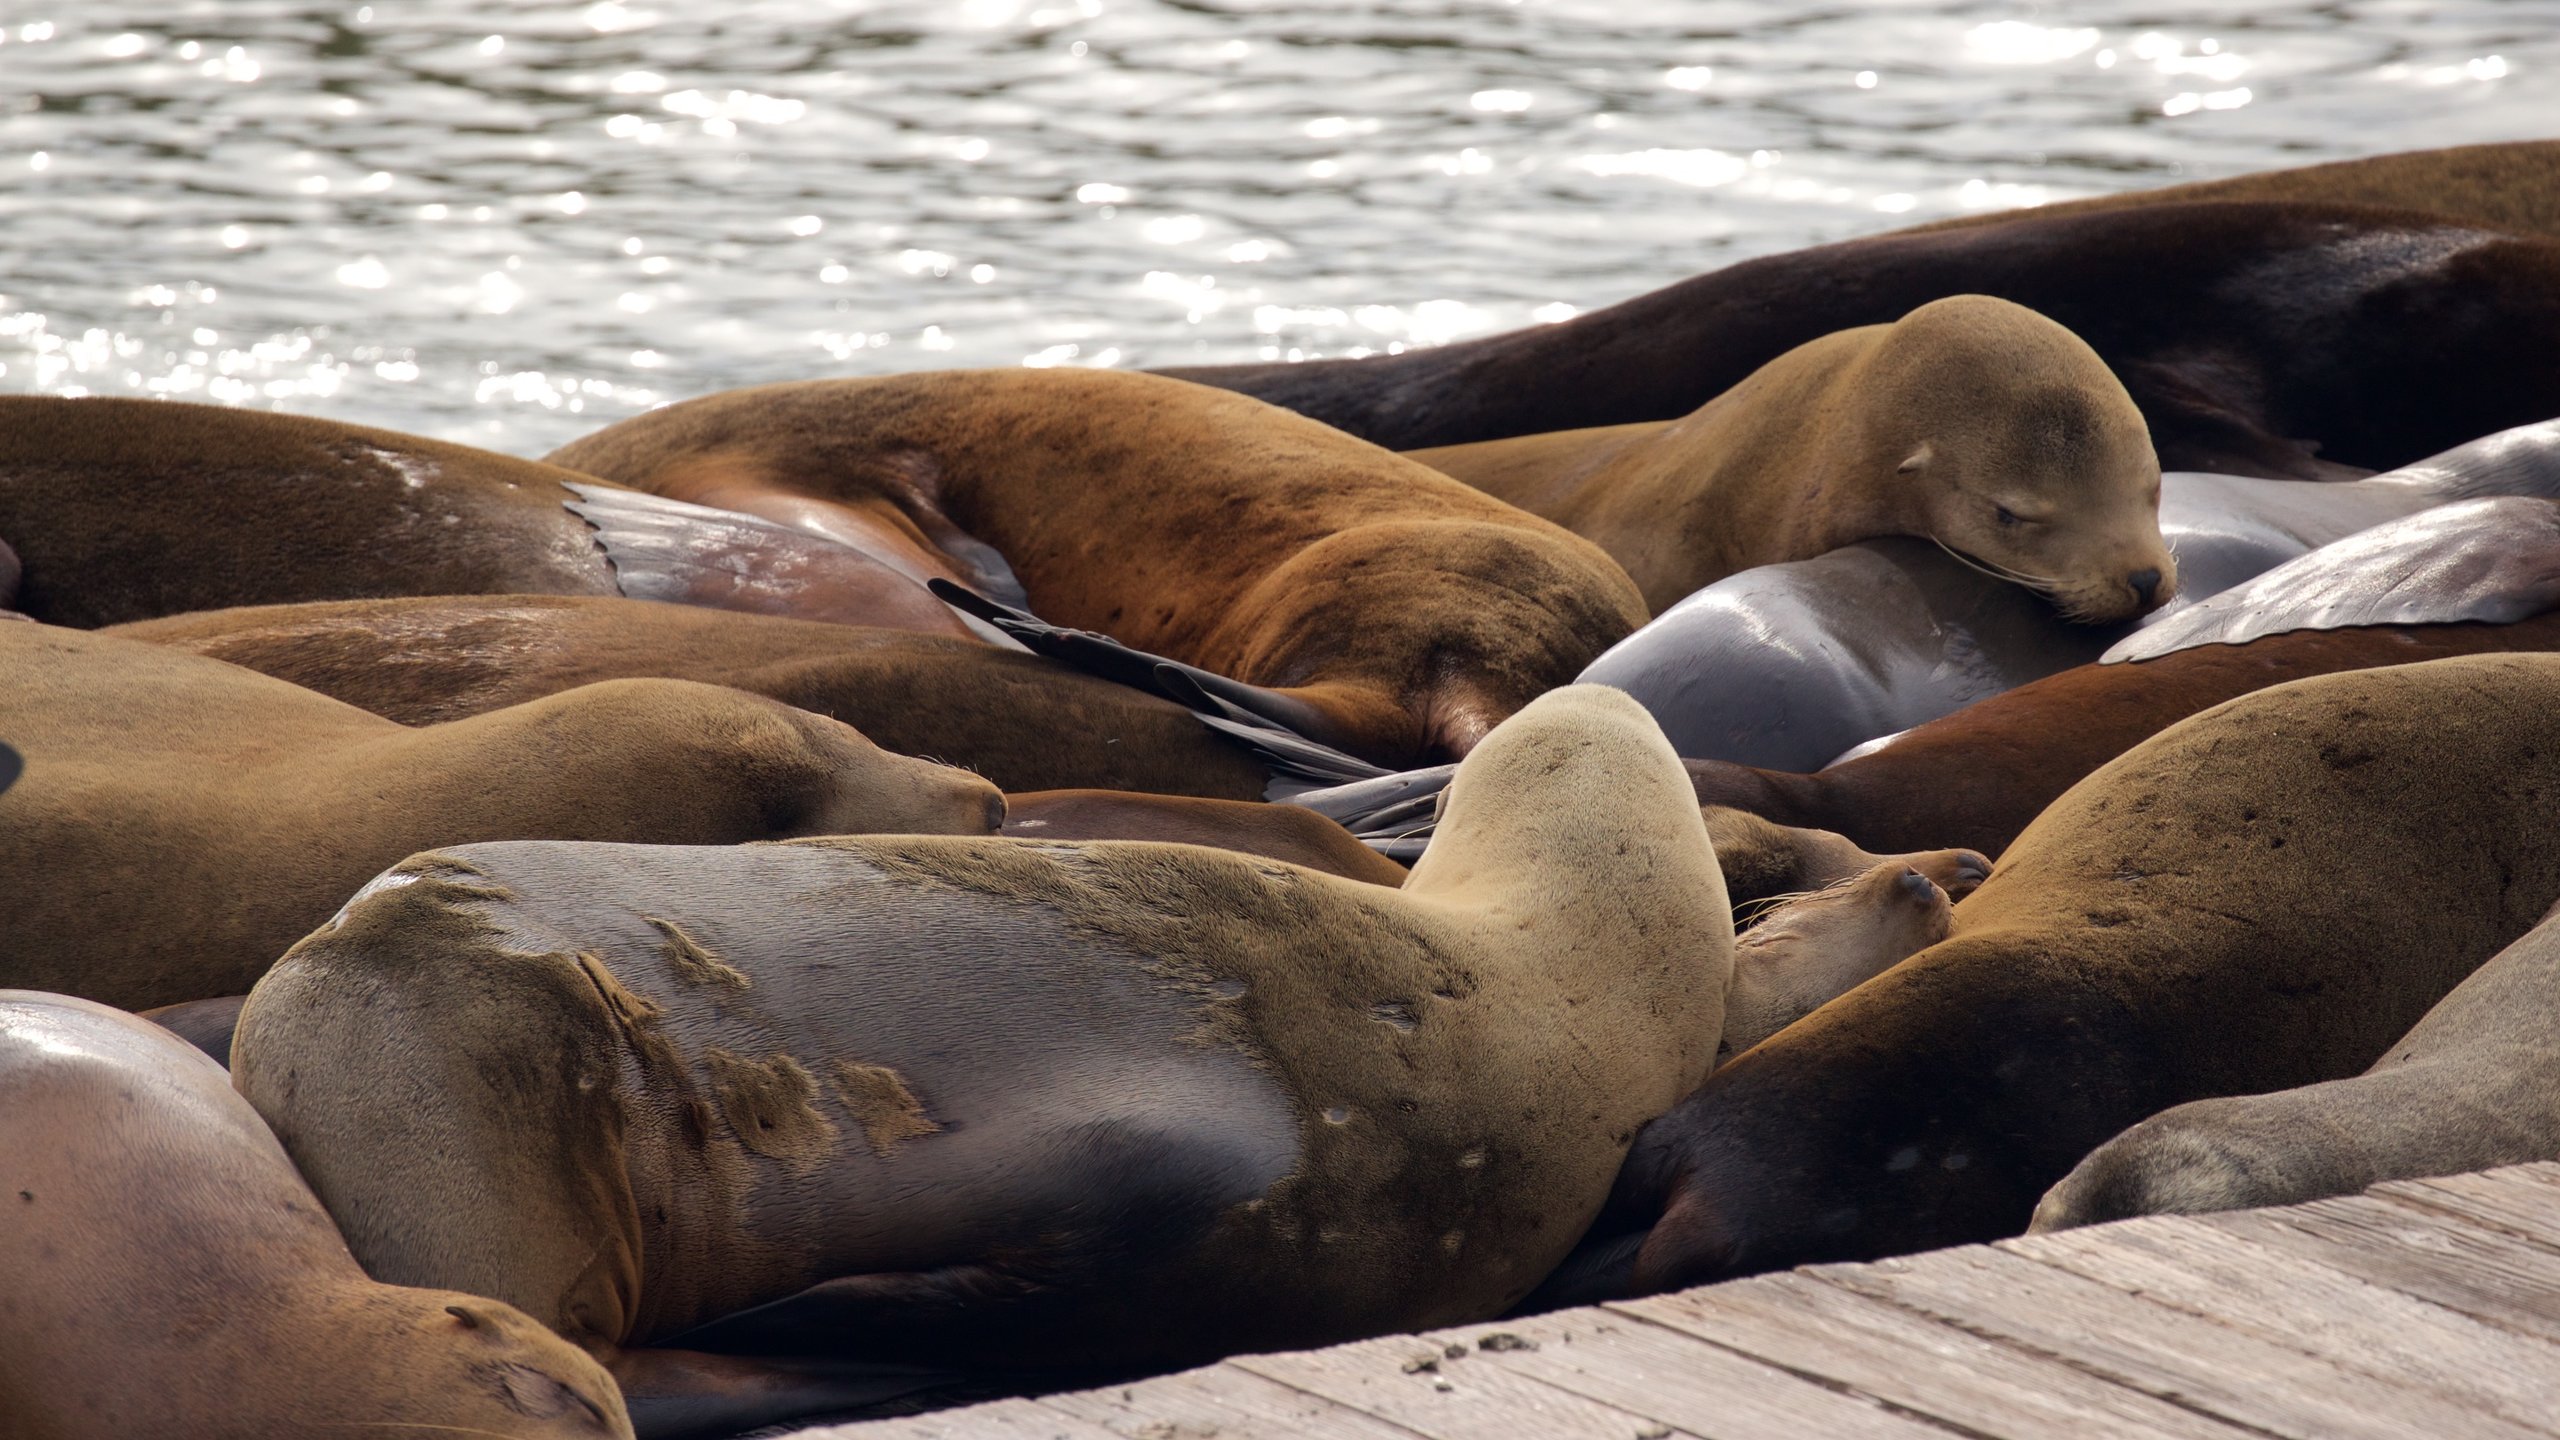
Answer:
[
  {"left": 107, "top": 594, "right": 1271, "bottom": 800},
  {"left": 1001, "top": 790, "right": 1410, "bottom": 886},
  {"left": 0, "top": 622, "right": 1002, "bottom": 1010},
  {"left": 231, "top": 686, "right": 1730, "bottom": 1435},
  {"left": 1583, "top": 420, "right": 2560, "bottom": 771},
  {"left": 543, "top": 369, "right": 1648, "bottom": 766},
  {"left": 1410, "top": 295, "right": 2174, "bottom": 619},
  {"left": 0, "top": 396, "right": 983, "bottom": 636},
  {"left": 1721, "top": 859, "right": 1953, "bottom": 1064},
  {"left": 1906, "top": 139, "right": 2560, "bottom": 241},
  {"left": 1162, "top": 202, "right": 2560, "bottom": 477},
  {"left": 0, "top": 990, "right": 633, "bottom": 1440},
  {"left": 2032, "top": 898, "right": 2560, "bottom": 1230},
  {"left": 1566, "top": 654, "right": 2560, "bottom": 1295},
  {"left": 1679, "top": 498, "right": 2560, "bottom": 856}
]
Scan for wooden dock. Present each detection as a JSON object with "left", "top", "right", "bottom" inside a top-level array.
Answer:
[{"left": 791, "top": 1161, "right": 2560, "bottom": 1439}]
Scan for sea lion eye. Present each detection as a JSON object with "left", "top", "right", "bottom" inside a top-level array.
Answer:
[{"left": 1994, "top": 504, "right": 2020, "bottom": 527}]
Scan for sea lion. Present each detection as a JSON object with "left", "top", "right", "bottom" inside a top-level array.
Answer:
[
  {"left": 1721, "top": 859, "right": 1953, "bottom": 1064},
  {"left": 0, "top": 396, "right": 984, "bottom": 635},
  {"left": 1582, "top": 420, "right": 2560, "bottom": 771},
  {"left": 0, "top": 622, "right": 1002, "bottom": 1010},
  {"left": 106, "top": 594, "right": 1272, "bottom": 800},
  {"left": 1677, "top": 500, "right": 2560, "bottom": 856},
  {"left": 1161, "top": 202, "right": 2560, "bottom": 477},
  {"left": 1563, "top": 654, "right": 2560, "bottom": 1297},
  {"left": 2031, "top": 898, "right": 2560, "bottom": 1230},
  {"left": 0, "top": 990, "right": 634, "bottom": 1440},
  {"left": 543, "top": 369, "right": 1648, "bottom": 766},
  {"left": 231, "top": 686, "right": 1730, "bottom": 1434},
  {"left": 1002, "top": 790, "right": 1411, "bottom": 886},
  {"left": 0, "top": 534, "right": 19, "bottom": 608},
  {"left": 142, "top": 995, "right": 249, "bottom": 1067},
  {"left": 1410, "top": 295, "right": 2174, "bottom": 619},
  {"left": 1906, "top": 139, "right": 2560, "bottom": 242}
]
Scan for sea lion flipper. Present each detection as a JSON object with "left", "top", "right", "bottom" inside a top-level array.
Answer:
[
  {"left": 606, "top": 1342, "right": 964, "bottom": 1437},
  {"left": 1283, "top": 764, "right": 1460, "bottom": 836},
  {"left": 0, "top": 741, "right": 19, "bottom": 796},
  {"left": 926, "top": 578, "right": 1173, "bottom": 692}
]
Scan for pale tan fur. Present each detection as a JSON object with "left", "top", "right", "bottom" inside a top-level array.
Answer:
[
  {"left": 0, "top": 623, "right": 1001, "bottom": 1009},
  {"left": 1411, "top": 295, "right": 2174, "bottom": 619},
  {"left": 1721, "top": 859, "right": 1955, "bottom": 1063},
  {"left": 233, "top": 686, "right": 1732, "bottom": 1386}
]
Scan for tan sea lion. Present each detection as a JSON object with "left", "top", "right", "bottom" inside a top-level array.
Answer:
[
  {"left": 544, "top": 369, "right": 1649, "bottom": 766},
  {"left": 0, "top": 622, "right": 1002, "bottom": 1010},
  {"left": 1002, "top": 789, "right": 1412, "bottom": 885},
  {"left": 1164, "top": 202, "right": 2560, "bottom": 478},
  {"left": 1721, "top": 858, "right": 1954, "bottom": 1064},
  {"left": 231, "top": 686, "right": 1729, "bottom": 1433},
  {"left": 108, "top": 594, "right": 1272, "bottom": 800},
  {"left": 0, "top": 990, "right": 633, "bottom": 1440},
  {"left": 1410, "top": 296, "right": 2175, "bottom": 618},
  {"left": 1557, "top": 654, "right": 2560, "bottom": 1296},
  {"left": 0, "top": 396, "right": 983, "bottom": 635},
  {"left": 2033, "top": 897, "right": 2560, "bottom": 1230}
]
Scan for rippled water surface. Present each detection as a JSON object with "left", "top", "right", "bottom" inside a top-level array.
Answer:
[{"left": 3, "top": 0, "right": 2551, "bottom": 454}]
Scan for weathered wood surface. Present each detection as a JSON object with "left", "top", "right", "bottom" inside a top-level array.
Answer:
[{"left": 792, "top": 1161, "right": 2560, "bottom": 1439}]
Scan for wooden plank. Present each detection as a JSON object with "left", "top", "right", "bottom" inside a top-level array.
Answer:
[
  {"left": 1616, "top": 1271, "right": 2256, "bottom": 1440},
  {"left": 2201, "top": 1192, "right": 2560, "bottom": 1345},
  {"left": 1823, "top": 1238, "right": 2546, "bottom": 1440},
  {"left": 2372, "top": 1164, "right": 2560, "bottom": 1250},
  {"left": 1406, "top": 1308, "right": 1966, "bottom": 1440},
  {"left": 1040, "top": 1362, "right": 1427, "bottom": 1439},
  {"left": 795, "top": 1395, "right": 1130, "bottom": 1439},
  {"left": 2008, "top": 1214, "right": 2560, "bottom": 1434},
  {"left": 1232, "top": 1330, "right": 1706, "bottom": 1440}
]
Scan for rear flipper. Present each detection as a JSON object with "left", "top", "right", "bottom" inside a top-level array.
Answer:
[
  {"left": 930, "top": 579, "right": 1413, "bottom": 779},
  {"left": 606, "top": 1344, "right": 969, "bottom": 1440}
]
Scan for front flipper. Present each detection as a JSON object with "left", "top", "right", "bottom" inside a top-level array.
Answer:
[
  {"left": 929, "top": 579, "right": 1410, "bottom": 780},
  {"left": 606, "top": 1344, "right": 968, "bottom": 1440}
]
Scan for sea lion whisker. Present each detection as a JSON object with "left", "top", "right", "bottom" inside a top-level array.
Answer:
[{"left": 1929, "top": 537, "right": 2056, "bottom": 593}]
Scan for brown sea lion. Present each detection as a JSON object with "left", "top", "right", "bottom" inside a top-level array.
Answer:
[
  {"left": 1907, "top": 139, "right": 2560, "bottom": 241},
  {"left": 0, "top": 990, "right": 634, "bottom": 1440},
  {"left": 1564, "top": 654, "right": 2560, "bottom": 1297},
  {"left": 0, "top": 622, "right": 1002, "bottom": 1010},
  {"left": 232, "top": 686, "right": 1730, "bottom": 1433},
  {"left": 1410, "top": 295, "right": 2174, "bottom": 618},
  {"left": 2032, "top": 898, "right": 2560, "bottom": 1230},
  {"left": 107, "top": 594, "right": 1271, "bottom": 800},
  {"left": 544, "top": 369, "right": 1649, "bottom": 766},
  {"left": 0, "top": 396, "right": 982, "bottom": 635},
  {"left": 1161, "top": 202, "right": 2560, "bottom": 477}
]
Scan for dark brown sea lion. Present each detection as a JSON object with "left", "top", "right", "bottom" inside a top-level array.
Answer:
[
  {"left": 1583, "top": 423, "right": 2560, "bottom": 772},
  {"left": 0, "top": 396, "right": 981, "bottom": 635},
  {"left": 0, "top": 622, "right": 1003, "bottom": 1010},
  {"left": 0, "top": 990, "right": 634, "bottom": 1440},
  {"left": 231, "top": 687, "right": 1731, "bottom": 1434},
  {"left": 1409, "top": 295, "right": 2174, "bottom": 618},
  {"left": 1163, "top": 202, "right": 2560, "bottom": 477},
  {"left": 1569, "top": 654, "right": 2560, "bottom": 1296},
  {"left": 544, "top": 369, "right": 1648, "bottom": 766},
  {"left": 2032, "top": 898, "right": 2560, "bottom": 1230},
  {"left": 107, "top": 594, "right": 1271, "bottom": 800},
  {"left": 1908, "top": 139, "right": 2560, "bottom": 241}
]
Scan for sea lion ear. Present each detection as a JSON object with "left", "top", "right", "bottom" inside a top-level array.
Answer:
[{"left": 1896, "top": 442, "right": 1933, "bottom": 475}]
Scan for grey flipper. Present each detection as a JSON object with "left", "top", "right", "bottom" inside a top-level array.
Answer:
[
  {"left": 928, "top": 579, "right": 1394, "bottom": 790},
  {"left": 2103, "top": 497, "right": 2560, "bottom": 664},
  {"left": 2385, "top": 417, "right": 2560, "bottom": 503},
  {"left": 564, "top": 484, "right": 1024, "bottom": 648},
  {"left": 0, "top": 741, "right": 19, "bottom": 796}
]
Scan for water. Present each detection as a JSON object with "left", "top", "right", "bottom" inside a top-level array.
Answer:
[{"left": 0, "top": 0, "right": 2550, "bottom": 457}]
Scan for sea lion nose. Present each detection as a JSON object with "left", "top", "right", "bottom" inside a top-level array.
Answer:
[
  {"left": 2128, "top": 568, "right": 2163, "bottom": 606},
  {"left": 1897, "top": 867, "right": 1938, "bottom": 903},
  {"left": 984, "top": 790, "right": 1010, "bottom": 833},
  {"left": 1951, "top": 850, "right": 1991, "bottom": 895}
]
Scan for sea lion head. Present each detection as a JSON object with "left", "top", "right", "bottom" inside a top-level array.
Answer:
[
  {"left": 1873, "top": 296, "right": 2176, "bottom": 624},
  {"left": 1718, "top": 855, "right": 1963, "bottom": 1062},
  {"left": 356, "top": 1294, "right": 633, "bottom": 1438}
]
